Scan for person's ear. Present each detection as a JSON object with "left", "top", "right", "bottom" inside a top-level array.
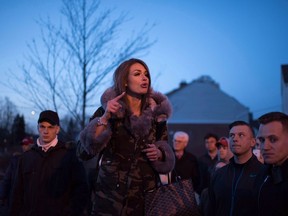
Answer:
[
  {"left": 56, "top": 126, "right": 60, "bottom": 135},
  {"left": 250, "top": 137, "right": 256, "bottom": 148}
]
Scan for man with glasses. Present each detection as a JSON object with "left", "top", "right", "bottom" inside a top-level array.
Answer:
[{"left": 171, "top": 131, "right": 200, "bottom": 193}]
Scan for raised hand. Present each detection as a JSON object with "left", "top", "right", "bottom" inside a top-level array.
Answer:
[{"left": 102, "top": 92, "right": 126, "bottom": 121}]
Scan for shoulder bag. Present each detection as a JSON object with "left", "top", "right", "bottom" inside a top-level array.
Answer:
[{"left": 145, "top": 174, "right": 201, "bottom": 216}]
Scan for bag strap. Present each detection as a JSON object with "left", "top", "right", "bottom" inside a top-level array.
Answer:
[
  {"left": 172, "top": 169, "right": 182, "bottom": 182},
  {"left": 158, "top": 172, "right": 172, "bottom": 185}
]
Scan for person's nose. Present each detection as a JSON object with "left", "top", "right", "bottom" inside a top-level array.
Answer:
[
  {"left": 232, "top": 135, "right": 239, "bottom": 143},
  {"left": 141, "top": 74, "right": 148, "bottom": 80},
  {"left": 261, "top": 140, "right": 270, "bottom": 150}
]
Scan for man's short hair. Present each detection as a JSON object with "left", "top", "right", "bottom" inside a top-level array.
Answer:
[
  {"left": 174, "top": 131, "right": 189, "bottom": 142},
  {"left": 203, "top": 133, "right": 218, "bottom": 141},
  {"left": 229, "top": 120, "right": 255, "bottom": 137},
  {"left": 258, "top": 112, "right": 288, "bottom": 132}
]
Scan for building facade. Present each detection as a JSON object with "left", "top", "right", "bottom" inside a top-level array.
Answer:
[{"left": 166, "top": 75, "right": 251, "bottom": 157}]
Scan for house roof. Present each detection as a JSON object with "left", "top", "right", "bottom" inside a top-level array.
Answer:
[{"left": 166, "top": 75, "right": 250, "bottom": 123}]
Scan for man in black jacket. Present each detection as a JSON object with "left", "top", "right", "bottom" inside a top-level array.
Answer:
[
  {"left": 208, "top": 121, "right": 263, "bottom": 216},
  {"left": 171, "top": 131, "right": 200, "bottom": 193},
  {"left": 198, "top": 133, "right": 219, "bottom": 194},
  {"left": 9, "top": 110, "right": 89, "bottom": 216},
  {"left": 0, "top": 137, "right": 33, "bottom": 215},
  {"left": 254, "top": 112, "right": 288, "bottom": 216}
]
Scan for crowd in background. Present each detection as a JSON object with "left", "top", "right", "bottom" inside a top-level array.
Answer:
[{"left": 0, "top": 58, "right": 287, "bottom": 215}]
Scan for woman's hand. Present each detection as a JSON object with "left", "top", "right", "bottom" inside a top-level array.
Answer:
[
  {"left": 142, "top": 144, "right": 163, "bottom": 161},
  {"left": 102, "top": 92, "right": 125, "bottom": 122}
]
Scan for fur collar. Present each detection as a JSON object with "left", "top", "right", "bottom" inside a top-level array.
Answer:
[{"left": 100, "top": 88, "right": 172, "bottom": 138}]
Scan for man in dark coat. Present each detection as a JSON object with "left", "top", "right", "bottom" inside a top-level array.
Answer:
[
  {"left": 9, "top": 110, "right": 89, "bottom": 216},
  {"left": 171, "top": 131, "right": 200, "bottom": 193},
  {"left": 198, "top": 133, "right": 219, "bottom": 194},
  {"left": 254, "top": 112, "right": 288, "bottom": 216},
  {"left": 0, "top": 137, "right": 33, "bottom": 215},
  {"left": 208, "top": 121, "right": 263, "bottom": 216}
]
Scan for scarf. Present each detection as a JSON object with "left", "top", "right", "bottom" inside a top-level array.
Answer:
[{"left": 37, "top": 136, "right": 58, "bottom": 152}]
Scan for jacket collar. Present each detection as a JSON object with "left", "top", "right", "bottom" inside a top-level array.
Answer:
[{"left": 100, "top": 88, "right": 172, "bottom": 138}]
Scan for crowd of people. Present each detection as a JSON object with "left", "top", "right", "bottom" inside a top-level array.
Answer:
[{"left": 0, "top": 58, "right": 287, "bottom": 215}]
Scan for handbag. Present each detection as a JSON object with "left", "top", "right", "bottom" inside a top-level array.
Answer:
[{"left": 144, "top": 176, "right": 201, "bottom": 216}]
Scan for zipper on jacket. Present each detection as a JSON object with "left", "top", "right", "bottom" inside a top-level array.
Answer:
[
  {"left": 230, "top": 167, "right": 244, "bottom": 216},
  {"left": 257, "top": 175, "right": 269, "bottom": 216}
]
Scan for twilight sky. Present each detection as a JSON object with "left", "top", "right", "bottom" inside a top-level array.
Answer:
[{"left": 0, "top": 0, "right": 287, "bottom": 125}]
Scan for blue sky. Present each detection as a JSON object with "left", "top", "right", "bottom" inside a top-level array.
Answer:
[{"left": 0, "top": 0, "right": 287, "bottom": 125}]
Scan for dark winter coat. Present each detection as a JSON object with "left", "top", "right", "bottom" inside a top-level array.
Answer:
[
  {"left": 78, "top": 89, "right": 175, "bottom": 216},
  {"left": 254, "top": 159, "right": 288, "bottom": 216},
  {"left": 198, "top": 153, "right": 218, "bottom": 193},
  {"left": 171, "top": 151, "right": 200, "bottom": 193},
  {"left": 0, "top": 153, "right": 21, "bottom": 206},
  {"left": 208, "top": 154, "right": 263, "bottom": 216},
  {"left": 9, "top": 142, "right": 89, "bottom": 216}
]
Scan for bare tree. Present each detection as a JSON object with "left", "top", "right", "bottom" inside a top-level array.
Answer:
[
  {"left": 9, "top": 0, "right": 155, "bottom": 129},
  {"left": 0, "top": 97, "right": 18, "bottom": 131},
  {"left": 0, "top": 97, "right": 19, "bottom": 148}
]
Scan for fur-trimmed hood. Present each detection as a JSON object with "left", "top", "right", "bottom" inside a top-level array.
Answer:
[
  {"left": 100, "top": 88, "right": 172, "bottom": 139},
  {"left": 100, "top": 87, "right": 172, "bottom": 119},
  {"left": 79, "top": 88, "right": 175, "bottom": 173}
]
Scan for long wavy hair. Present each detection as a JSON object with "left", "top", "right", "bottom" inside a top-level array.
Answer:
[{"left": 113, "top": 58, "right": 152, "bottom": 111}]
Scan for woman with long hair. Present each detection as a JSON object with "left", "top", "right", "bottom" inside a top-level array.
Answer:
[{"left": 78, "top": 58, "right": 175, "bottom": 215}]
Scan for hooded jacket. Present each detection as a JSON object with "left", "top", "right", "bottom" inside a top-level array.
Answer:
[{"left": 78, "top": 88, "right": 175, "bottom": 215}]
